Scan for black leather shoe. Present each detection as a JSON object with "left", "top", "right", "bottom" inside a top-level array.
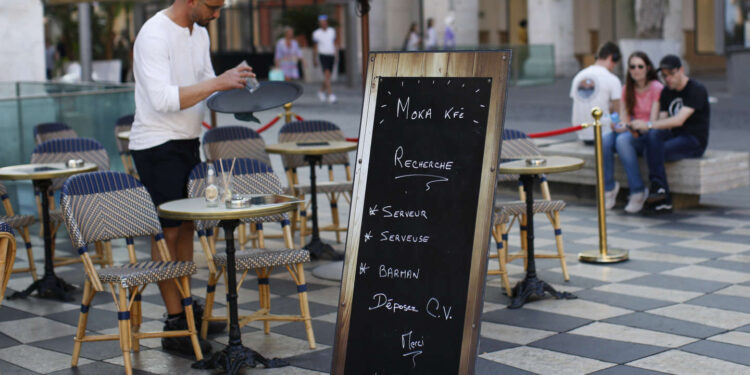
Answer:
[
  {"left": 193, "top": 300, "right": 227, "bottom": 335},
  {"left": 161, "top": 315, "right": 212, "bottom": 356}
]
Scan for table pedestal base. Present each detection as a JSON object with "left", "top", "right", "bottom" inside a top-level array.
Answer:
[
  {"left": 508, "top": 275, "right": 577, "bottom": 310},
  {"left": 305, "top": 237, "right": 343, "bottom": 260},
  {"left": 192, "top": 344, "right": 289, "bottom": 374},
  {"left": 9, "top": 273, "right": 76, "bottom": 302}
]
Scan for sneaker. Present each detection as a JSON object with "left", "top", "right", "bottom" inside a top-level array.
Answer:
[
  {"left": 192, "top": 300, "right": 226, "bottom": 336},
  {"left": 161, "top": 315, "right": 212, "bottom": 356},
  {"left": 642, "top": 198, "right": 673, "bottom": 216},
  {"left": 647, "top": 183, "right": 668, "bottom": 203},
  {"left": 317, "top": 91, "right": 327, "bottom": 102},
  {"left": 327, "top": 93, "right": 337, "bottom": 104},
  {"left": 604, "top": 181, "right": 620, "bottom": 210},
  {"left": 624, "top": 187, "right": 648, "bottom": 214}
]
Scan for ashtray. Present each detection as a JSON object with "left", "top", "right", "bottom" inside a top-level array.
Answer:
[
  {"left": 66, "top": 159, "right": 84, "bottom": 168},
  {"left": 525, "top": 158, "right": 547, "bottom": 166},
  {"left": 226, "top": 196, "right": 251, "bottom": 209}
]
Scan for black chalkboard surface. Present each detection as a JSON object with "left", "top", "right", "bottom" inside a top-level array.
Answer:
[{"left": 333, "top": 51, "right": 509, "bottom": 375}]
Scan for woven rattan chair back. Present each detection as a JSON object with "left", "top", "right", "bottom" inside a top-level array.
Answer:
[
  {"left": 31, "top": 137, "right": 110, "bottom": 191},
  {"left": 0, "top": 182, "right": 39, "bottom": 280},
  {"left": 202, "top": 126, "right": 271, "bottom": 166},
  {"left": 33, "top": 122, "right": 78, "bottom": 145},
  {"left": 278, "top": 120, "right": 349, "bottom": 169},
  {"left": 0, "top": 222, "right": 16, "bottom": 306}
]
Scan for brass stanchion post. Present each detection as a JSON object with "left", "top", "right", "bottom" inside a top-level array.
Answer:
[
  {"left": 283, "top": 102, "right": 293, "bottom": 123},
  {"left": 578, "top": 107, "right": 629, "bottom": 263}
]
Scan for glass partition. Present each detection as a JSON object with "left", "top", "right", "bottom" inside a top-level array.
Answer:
[{"left": 0, "top": 82, "right": 134, "bottom": 214}]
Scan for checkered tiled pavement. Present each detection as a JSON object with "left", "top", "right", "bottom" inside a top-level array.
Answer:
[{"left": 1, "top": 197, "right": 749, "bottom": 375}]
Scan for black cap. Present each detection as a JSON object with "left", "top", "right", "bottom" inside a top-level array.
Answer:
[{"left": 659, "top": 55, "right": 682, "bottom": 70}]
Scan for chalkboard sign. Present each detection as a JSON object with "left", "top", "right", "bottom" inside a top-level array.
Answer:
[{"left": 333, "top": 51, "right": 510, "bottom": 374}]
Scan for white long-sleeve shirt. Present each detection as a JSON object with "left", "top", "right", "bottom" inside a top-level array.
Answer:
[{"left": 129, "top": 10, "right": 215, "bottom": 150}]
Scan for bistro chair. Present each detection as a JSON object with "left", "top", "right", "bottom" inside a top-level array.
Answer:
[
  {"left": 278, "top": 120, "right": 353, "bottom": 246},
  {"left": 0, "top": 222, "right": 16, "bottom": 306},
  {"left": 0, "top": 182, "right": 38, "bottom": 280},
  {"left": 187, "top": 158, "right": 315, "bottom": 348},
  {"left": 61, "top": 171, "right": 203, "bottom": 374},
  {"left": 33, "top": 122, "right": 78, "bottom": 145},
  {"left": 113, "top": 114, "right": 137, "bottom": 177},
  {"left": 490, "top": 129, "right": 569, "bottom": 296},
  {"left": 202, "top": 126, "right": 276, "bottom": 248},
  {"left": 31, "top": 137, "right": 112, "bottom": 267}
]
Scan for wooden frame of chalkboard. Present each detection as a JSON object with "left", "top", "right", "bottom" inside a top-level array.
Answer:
[{"left": 332, "top": 51, "right": 510, "bottom": 374}]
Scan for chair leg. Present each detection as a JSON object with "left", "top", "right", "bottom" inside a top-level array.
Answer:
[
  {"left": 291, "top": 262, "right": 316, "bottom": 349},
  {"left": 179, "top": 276, "right": 203, "bottom": 360},
  {"left": 130, "top": 289, "right": 141, "bottom": 352},
  {"left": 299, "top": 208, "right": 308, "bottom": 249},
  {"left": 71, "top": 279, "right": 95, "bottom": 367},
  {"left": 21, "top": 227, "right": 37, "bottom": 281},
  {"left": 552, "top": 211, "right": 569, "bottom": 281},
  {"left": 491, "top": 224, "right": 512, "bottom": 297},
  {"left": 256, "top": 268, "right": 272, "bottom": 334},
  {"left": 328, "top": 193, "right": 341, "bottom": 243},
  {"left": 201, "top": 272, "right": 220, "bottom": 339},
  {"left": 116, "top": 285, "right": 133, "bottom": 375},
  {"left": 238, "top": 223, "right": 246, "bottom": 251}
]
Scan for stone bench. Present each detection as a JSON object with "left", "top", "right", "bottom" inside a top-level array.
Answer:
[{"left": 535, "top": 140, "right": 750, "bottom": 207}]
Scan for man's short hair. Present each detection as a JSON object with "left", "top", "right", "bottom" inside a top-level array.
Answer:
[
  {"left": 658, "top": 54, "right": 682, "bottom": 70},
  {"left": 596, "top": 42, "right": 621, "bottom": 63}
]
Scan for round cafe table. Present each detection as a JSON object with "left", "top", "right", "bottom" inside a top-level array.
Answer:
[
  {"left": 158, "top": 195, "right": 302, "bottom": 373},
  {"left": 498, "top": 155, "right": 584, "bottom": 309},
  {"left": 0, "top": 162, "right": 97, "bottom": 301},
  {"left": 265, "top": 141, "right": 357, "bottom": 261}
]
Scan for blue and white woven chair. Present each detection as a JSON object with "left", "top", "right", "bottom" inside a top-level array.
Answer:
[
  {"left": 33, "top": 122, "right": 78, "bottom": 145},
  {"left": 31, "top": 137, "right": 112, "bottom": 267},
  {"left": 491, "top": 129, "right": 569, "bottom": 296},
  {"left": 202, "top": 125, "right": 272, "bottom": 166},
  {"left": 113, "top": 114, "right": 137, "bottom": 177},
  {"left": 278, "top": 120, "right": 353, "bottom": 246},
  {"left": 187, "top": 159, "right": 315, "bottom": 348},
  {"left": 61, "top": 171, "right": 203, "bottom": 373},
  {"left": 0, "top": 182, "right": 38, "bottom": 280},
  {"left": 0, "top": 222, "right": 16, "bottom": 306}
]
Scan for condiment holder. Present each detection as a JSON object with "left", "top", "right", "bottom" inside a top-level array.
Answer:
[
  {"left": 226, "top": 195, "right": 251, "bottom": 209},
  {"left": 525, "top": 158, "right": 547, "bottom": 166},
  {"left": 66, "top": 159, "right": 84, "bottom": 168}
]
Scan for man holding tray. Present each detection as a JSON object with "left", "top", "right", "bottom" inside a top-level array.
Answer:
[{"left": 129, "top": 0, "right": 254, "bottom": 355}]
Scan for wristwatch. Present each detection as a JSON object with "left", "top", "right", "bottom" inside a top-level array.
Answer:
[{"left": 647, "top": 121, "right": 653, "bottom": 129}]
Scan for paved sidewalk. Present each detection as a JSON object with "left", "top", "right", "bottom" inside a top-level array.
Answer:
[{"left": 1, "top": 78, "right": 748, "bottom": 374}]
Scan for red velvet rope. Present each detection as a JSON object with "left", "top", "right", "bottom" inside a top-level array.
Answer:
[
  {"left": 295, "top": 114, "right": 304, "bottom": 121},
  {"left": 202, "top": 121, "right": 212, "bottom": 129},
  {"left": 256, "top": 116, "right": 280, "bottom": 134},
  {"left": 527, "top": 125, "right": 584, "bottom": 138}
]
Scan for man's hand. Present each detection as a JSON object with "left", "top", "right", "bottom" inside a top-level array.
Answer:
[
  {"left": 630, "top": 119, "right": 649, "bottom": 132},
  {"left": 214, "top": 65, "right": 255, "bottom": 91},
  {"left": 611, "top": 122, "right": 627, "bottom": 133}
]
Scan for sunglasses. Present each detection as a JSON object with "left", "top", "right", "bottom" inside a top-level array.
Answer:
[{"left": 629, "top": 64, "right": 646, "bottom": 70}]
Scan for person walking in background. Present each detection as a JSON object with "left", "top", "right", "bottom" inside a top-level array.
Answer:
[
  {"left": 312, "top": 14, "right": 337, "bottom": 103},
  {"left": 602, "top": 51, "right": 663, "bottom": 213},
  {"left": 274, "top": 26, "right": 303, "bottom": 81},
  {"left": 425, "top": 18, "right": 437, "bottom": 50},
  {"left": 403, "top": 22, "right": 420, "bottom": 51},
  {"left": 630, "top": 55, "right": 710, "bottom": 215},
  {"left": 45, "top": 40, "right": 58, "bottom": 80},
  {"left": 130, "top": 0, "right": 255, "bottom": 355},
  {"left": 443, "top": 15, "right": 456, "bottom": 49},
  {"left": 570, "top": 42, "right": 622, "bottom": 145}
]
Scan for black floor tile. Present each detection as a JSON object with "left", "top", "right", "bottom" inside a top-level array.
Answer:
[
  {"left": 482, "top": 308, "right": 591, "bottom": 332},
  {"left": 0, "top": 332, "right": 20, "bottom": 349},
  {"left": 574, "top": 289, "right": 674, "bottom": 311},
  {"left": 624, "top": 274, "right": 728, "bottom": 293},
  {"left": 477, "top": 337, "right": 518, "bottom": 354},
  {"left": 48, "top": 361, "right": 158, "bottom": 375},
  {"left": 652, "top": 222, "right": 726, "bottom": 234},
  {"left": 697, "top": 259, "right": 750, "bottom": 274},
  {"left": 474, "top": 357, "right": 536, "bottom": 374},
  {"left": 603, "top": 312, "right": 724, "bottom": 339},
  {"left": 34, "top": 335, "right": 134, "bottom": 361},
  {"left": 638, "top": 244, "right": 726, "bottom": 260},
  {"left": 686, "top": 294, "right": 750, "bottom": 314},
  {"left": 590, "top": 364, "right": 671, "bottom": 374},
  {"left": 607, "top": 259, "right": 684, "bottom": 274},
  {"left": 703, "top": 233, "right": 750, "bottom": 244},
  {"left": 240, "top": 277, "right": 330, "bottom": 297},
  {"left": 737, "top": 324, "right": 750, "bottom": 333},
  {"left": 680, "top": 340, "right": 750, "bottom": 366},
  {"left": 44, "top": 307, "right": 117, "bottom": 333},
  {"left": 286, "top": 347, "right": 332, "bottom": 373},
  {"left": 238, "top": 296, "right": 338, "bottom": 318},
  {"left": 273, "top": 320, "right": 335, "bottom": 347},
  {"left": 0, "top": 306, "right": 35, "bottom": 322},
  {"left": 532, "top": 333, "right": 668, "bottom": 363},
  {"left": 0, "top": 358, "right": 37, "bottom": 375}
]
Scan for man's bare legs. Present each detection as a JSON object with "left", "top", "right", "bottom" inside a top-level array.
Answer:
[
  {"left": 155, "top": 221, "right": 194, "bottom": 314},
  {"left": 322, "top": 69, "right": 332, "bottom": 96}
]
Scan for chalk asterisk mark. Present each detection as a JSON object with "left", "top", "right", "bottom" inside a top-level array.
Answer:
[
  {"left": 364, "top": 231, "right": 373, "bottom": 242},
  {"left": 369, "top": 205, "right": 379, "bottom": 216},
  {"left": 359, "top": 263, "right": 369, "bottom": 275}
]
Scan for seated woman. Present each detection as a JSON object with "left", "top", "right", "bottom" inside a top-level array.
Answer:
[{"left": 603, "top": 51, "right": 663, "bottom": 213}]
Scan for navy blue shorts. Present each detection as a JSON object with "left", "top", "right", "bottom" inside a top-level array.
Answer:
[
  {"left": 131, "top": 139, "right": 200, "bottom": 228},
  {"left": 319, "top": 54, "right": 335, "bottom": 72}
]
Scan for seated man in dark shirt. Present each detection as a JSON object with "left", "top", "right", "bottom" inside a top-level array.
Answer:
[{"left": 630, "top": 55, "right": 709, "bottom": 214}]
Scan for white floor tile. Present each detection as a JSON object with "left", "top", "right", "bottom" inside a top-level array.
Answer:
[
  {"left": 707, "top": 331, "right": 750, "bottom": 348},
  {"left": 673, "top": 239, "right": 750, "bottom": 254},
  {"left": 480, "top": 346, "right": 615, "bottom": 375},
  {"left": 480, "top": 321, "right": 556, "bottom": 345},
  {"left": 0, "top": 316, "right": 77, "bottom": 344},
  {"left": 570, "top": 322, "right": 697, "bottom": 348},
  {"left": 593, "top": 283, "right": 703, "bottom": 303},
  {"left": 523, "top": 298, "right": 631, "bottom": 321},
  {"left": 715, "top": 285, "right": 750, "bottom": 298},
  {"left": 628, "top": 350, "right": 750, "bottom": 375},
  {"left": 0, "top": 344, "right": 92, "bottom": 373},
  {"left": 661, "top": 265, "right": 750, "bottom": 284},
  {"left": 648, "top": 304, "right": 750, "bottom": 330}
]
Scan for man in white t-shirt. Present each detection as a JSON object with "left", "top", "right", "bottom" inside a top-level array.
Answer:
[
  {"left": 312, "top": 14, "right": 337, "bottom": 103},
  {"left": 130, "top": 0, "right": 254, "bottom": 356},
  {"left": 570, "top": 42, "right": 622, "bottom": 144}
]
